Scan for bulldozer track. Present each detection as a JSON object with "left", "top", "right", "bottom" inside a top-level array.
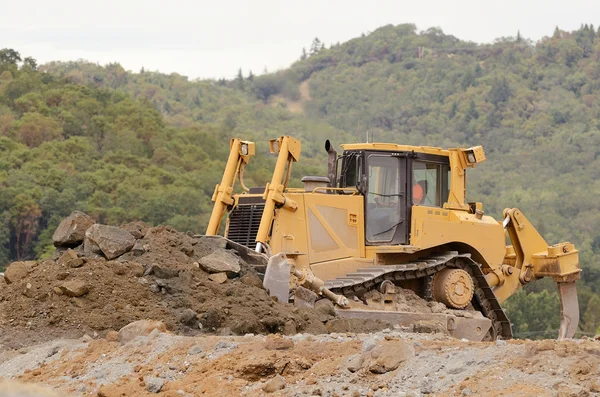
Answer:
[{"left": 324, "top": 251, "right": 512, "bottom": 340}]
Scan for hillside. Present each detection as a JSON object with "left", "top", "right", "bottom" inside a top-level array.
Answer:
[{"left": 1, "top": 23, "right": 599, "bottom": 337}]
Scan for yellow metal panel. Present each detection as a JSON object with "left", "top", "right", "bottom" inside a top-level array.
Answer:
[
  {"left": 303, "top": 194, "right": 365, "bottom": 264},
  {"left": 270, "top": 194, "right": 310, "bottom": 270},
  {"left": 410, "top": 206, "right": 506, "bottom": 270},
  {"left": 340, "top": 143, "right": 449, "bottom": 156}
]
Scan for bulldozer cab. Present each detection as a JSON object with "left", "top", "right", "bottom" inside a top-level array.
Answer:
[{"left": 338, "top": 148, "right": 450, "bottom": 246}]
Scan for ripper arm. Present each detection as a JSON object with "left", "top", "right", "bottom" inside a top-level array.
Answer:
[{"left": 485, "top": 208, "right": 581, "bottom": 339}]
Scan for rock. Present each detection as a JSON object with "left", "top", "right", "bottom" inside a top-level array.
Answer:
[
  {"left": 149, "top": 264, "right": 179, "bottom": 279},
  {"left": 187, "top": 345, "right": 203, "bottom": 355},
  {"left": 263, "top": 375, "right": 286, "bottom": 393},
  {"left": 56, "top": 272, "right": 69, "bottom": 280},
  {"left": 53, "top": 287, "right": 63, "bottom": 295},
  {"left": 208, "top": 272, "right": 228, "bottom": 284},
  {"left": 178, "top": 309, "right": 197, "bottom": 325},
  {"left": 105, "top": 331, "right": 119, "bottom": 342},
  {"left": 85, "top": 224, "right": 136, "bottom": 260},
  {"left": 120, "top": 221, "right": 149, "bottom": 239},
  {"left": 83, "top": 236, "right": 103, "bottom": 257},
  {"left": 58, "top": 280, "right": 89, "bottom": 297},
  {"left": 127, "top": 262, "right": 144, "bottom": 277},
  {"left": 132, "top": 240, "right": 146, "bottom": 256},
  {"left": 181, "top": 243, "right": 194, "bottom": 257},
  {"left": 315, "top": 299, "right": 336, "bottom": 316},
  {"left": 294, "top": 286, "right": 318, "bottom": 308},
  {"left": 345, "top": 354, "right": 364, "bottom": 373},
  {"left": 57, "top": 249, "right": 78, "bottom": 266},
  {"left": 557, "top": 383, "right": 590, "bottom": 397},
  {"left": 496, "top": 339, "right": 507, "bottom": 347},
  {"left": 215, "top": 340, "right": 237, "bottom": 350},
  {"left": 240, "top": 273, "right": 264, "bottom": 288},
  {"left": 144, "top": 376, "right": 165, "bottom": 393},
  {"left": 200, "top": 235, "right": 228, "bottom": 249},
  {"left": 22, "top": 282, "right": 35, "bottom": 298},
  {"left": 368, "top": 341, "right": 415, "bottom": 374},
  {"left": 362, "top": 337, "right": 378, "bottom": 353},
  {"left": 118, "top": 320, "right": 167, "bottom": 345},
  {"left": 52, "top": 211, "right": 95, "bottom": 247},
  {"left": 198, "top": 249, "right": 241, "bottom": 275},
  {"left": 282, "top": 320, "right": 297, "bottom": 335},
  {"left": 4, "top": 261, "right": 35, "bottom": 284},
  {"left": 265, "top": 334, "right": 294, "bottom": 350},
  {"left": 68, "top": 258, "right": 85, "bottom": 268}
]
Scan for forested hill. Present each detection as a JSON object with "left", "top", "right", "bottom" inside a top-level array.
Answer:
[{"left": 1, "top": 23, "right": 599, "bottom": 336}]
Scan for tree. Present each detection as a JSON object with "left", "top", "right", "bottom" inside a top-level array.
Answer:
[
  {"left": 235, "top": 68, "right": 244, "bottom": 90},
  {"left": 465, "top": 100, "right": 479, "bottom": 121},
  {"left": 582, "top": 294, "right": 600, "bottom": 334},
  {"left": 0, "top": 48, "right": 21, "bottom": 64},
  {"left": 22, "top": 57, "right": 37, "bottom": 70},
  {"left": 488, "top": 76, "right": 513, "bottom": 105},
  {"left": 17, "top": 113, "right": 63, "bottom": 147},
  {"left": 301, "top": 48, "right": 308, "bottom": 60},
  {"left": 310, "top": 38, "right": 323, "bottom": 56}
]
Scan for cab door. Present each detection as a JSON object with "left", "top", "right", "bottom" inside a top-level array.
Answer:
[{"left": 364, "top": 153, "right": 408, "bottom": 245}]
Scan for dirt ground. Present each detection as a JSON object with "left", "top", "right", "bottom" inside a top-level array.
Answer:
[{"left": 1, "top": 330, "right": 599, "bottom": 397}]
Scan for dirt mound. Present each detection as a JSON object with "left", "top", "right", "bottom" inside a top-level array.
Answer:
[{"left": 0, "top": 219, "right": 331, "bottom": 349}]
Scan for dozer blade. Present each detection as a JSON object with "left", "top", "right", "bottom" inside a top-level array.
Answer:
[
  {"left": 557, "top": 281, "right": 579, "bottom": 340},
  {"left": 335, "top": 309, "right": 492, "bottom": 341},
  {"left": 263, "top": 252, "right": 291, "bottom": 303}
]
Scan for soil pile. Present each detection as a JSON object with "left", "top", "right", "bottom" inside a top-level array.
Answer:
[{"left": 0, "top": 214, "right": 332, "bottom": 348}]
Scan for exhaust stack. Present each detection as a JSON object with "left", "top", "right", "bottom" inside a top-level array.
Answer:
[{"left": 325, "top": 140, "right": 337, "bottom": 188}]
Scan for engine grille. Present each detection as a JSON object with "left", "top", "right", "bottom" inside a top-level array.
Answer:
[{"left": 226, "top": 203, "right": 265, "bottom": 248}]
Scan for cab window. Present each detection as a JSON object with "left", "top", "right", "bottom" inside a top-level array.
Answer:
[{"left": 412, "top": 161, "right": 449, "bottom": 207}]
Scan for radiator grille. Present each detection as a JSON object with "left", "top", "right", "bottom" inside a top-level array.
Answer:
[{"left": 226, "top": 203, "right": 265, "bottom": 248}]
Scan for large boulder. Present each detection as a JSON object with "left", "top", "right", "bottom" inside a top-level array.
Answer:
[
  {"left": 198, "top": 249, "right": 241, "bottom": 275},
  {"left": 368, "top": 341, "right": 415, "bottom": 374},
  {"left": 4, "top": 261, "right": 36, "bottom": 284},
  {"left": 84, "top": 224, "right": 136, "bottom": 260},
  {"left": 52, "top": 211, "right": 95, "bottom": 247}
]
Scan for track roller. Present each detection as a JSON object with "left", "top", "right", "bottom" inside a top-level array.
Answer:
[{"left": 432, "top": 268, "right": 474, "bottom": 309}]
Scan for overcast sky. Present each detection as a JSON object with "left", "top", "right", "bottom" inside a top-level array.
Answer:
[{"left": 1, "top": 0, "right": 597, "bottom": 80}]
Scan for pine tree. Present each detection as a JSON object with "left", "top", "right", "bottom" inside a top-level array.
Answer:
[
  {"left": 553, "top": 26, "right": 561, "bottom": 38},
  {"left": 163, "top": 100, "right": 172, "bottom": 114},
  {"left": 235, "top": 68, "right": 244, "bottom": 90},
  {"left": 310, "top": 38, "right": 322, "bottom": 56},
  {"left": 516, "top": 30, "right": 522, "bottom": 43},
  {"left": 301, "top": 48, "right": 308, "bottom": 60}
]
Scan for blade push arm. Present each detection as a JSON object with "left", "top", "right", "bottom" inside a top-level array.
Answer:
[
  {"left": 255, "top": 136, "right": 301, "bottom": 252},
  {"left": 205, "top": 138, "right": 255, "bottom": 235}
]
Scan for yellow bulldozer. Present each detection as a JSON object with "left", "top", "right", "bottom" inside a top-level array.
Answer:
[{"left": 206, "top": 136, "right": 580, "bottom": 341}]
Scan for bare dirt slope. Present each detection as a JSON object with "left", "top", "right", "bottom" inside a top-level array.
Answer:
[{"left": 1, "top": 330, "right": 599, "bottom": 397}]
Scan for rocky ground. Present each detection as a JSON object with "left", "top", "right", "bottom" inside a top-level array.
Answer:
[
  {"left": 1, "top": 212, "right": 599, "bottom": 396},
  {"left": 1, "top": 328, "right": 599, "bottom": 397}
]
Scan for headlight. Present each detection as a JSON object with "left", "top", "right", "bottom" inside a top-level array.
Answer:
[
  {"left": 467, "top": 152, "right": 476, "bottom": 163},
  {"left": 241, "top": 143, "right": 248, "bottom": 156}
]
